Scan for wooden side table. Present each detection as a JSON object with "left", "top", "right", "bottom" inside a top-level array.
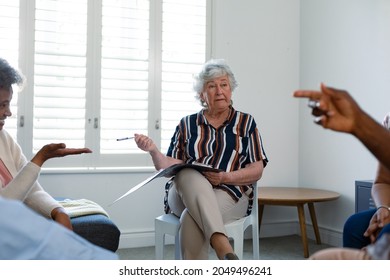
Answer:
[{"left": 258, "top": 187, "right": 340, "bottom": 258}]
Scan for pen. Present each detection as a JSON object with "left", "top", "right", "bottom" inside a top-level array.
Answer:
[{"left": 116, "top": 137, "right": 135, "bottom": 141}]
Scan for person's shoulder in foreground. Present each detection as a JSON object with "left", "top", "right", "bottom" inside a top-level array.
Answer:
[{"left": 0, "top": 196, "right": 118, "bottom": 260}]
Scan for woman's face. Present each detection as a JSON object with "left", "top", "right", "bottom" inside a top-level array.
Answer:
[
  {"left": 0, "top": 87, "right": 13, "bottom": 131},
  {"left": 201, "top": 75, "right": 232, "bottom": 111}
]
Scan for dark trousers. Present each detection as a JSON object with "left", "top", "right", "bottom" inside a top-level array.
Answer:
[{"left": 343, "top": 209, "right": 390, "bottom": 248}]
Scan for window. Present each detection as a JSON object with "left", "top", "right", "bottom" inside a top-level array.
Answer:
[{"left": 2, "top": 0, "right": 209, "bottom": 169}]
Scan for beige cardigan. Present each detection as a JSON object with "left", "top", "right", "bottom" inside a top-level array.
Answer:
[{"left": 0, "top": 129, "right": 61, "bottom": 218}]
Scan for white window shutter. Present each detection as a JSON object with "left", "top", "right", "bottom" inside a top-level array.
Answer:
[
  {"left": 33, "top": 0, "right": 88, "bottom": 152},
  {"left": 161, "top": 0, "right": 206, "bottom": 152},
  {"left": 100, "top": 0, "right": 150, "bottom": 155}
]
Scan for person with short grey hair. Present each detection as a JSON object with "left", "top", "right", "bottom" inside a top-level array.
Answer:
[
  {"left": 193, "top": 59, "right": 238, "bottom": 108},
  {"left": 135, "top": 59, "right": 268, "bottom": 260}
]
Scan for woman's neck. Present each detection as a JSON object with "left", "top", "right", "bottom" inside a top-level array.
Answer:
[
  {"left": 205, "top": 107, "right": 230, "bottom": 120},
  {"left": 204, "top": 107, "right": 231, "bottom": 128}
]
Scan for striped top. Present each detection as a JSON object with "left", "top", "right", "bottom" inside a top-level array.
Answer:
[{"left": 164, "top": 107, "right": 268, "bottom": 215}]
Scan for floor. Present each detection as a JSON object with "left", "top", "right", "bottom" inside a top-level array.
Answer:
[{"left": 117, "top": 235, "right": 333, "bottom": 260}]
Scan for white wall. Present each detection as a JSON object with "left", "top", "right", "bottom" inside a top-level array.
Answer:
[
  {"left": 40, "top": 0, "right": 390, "bottom": 249},
  {"left": 211, "top": 0, "right": 301, "bottom": 236}
]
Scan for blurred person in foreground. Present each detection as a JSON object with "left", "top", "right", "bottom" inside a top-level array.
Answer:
[
  {"left": 0, "top": 57, "right": 116, "bottom": 259},
  {"left": 0, "top": 195, "right": 117, "bottom": 259},
  {"left": 0, "top": 57, "right": 91, "bottom": 230},
  {"left": 294, "top": 83, "right": 390, "bottom": 260}
]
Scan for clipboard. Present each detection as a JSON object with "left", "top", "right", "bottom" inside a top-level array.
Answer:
[{"left": 109, "top": 163, "right": 222, "bottom": 205}]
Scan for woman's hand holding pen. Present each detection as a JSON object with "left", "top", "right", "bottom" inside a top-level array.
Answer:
[
  {"left": 134, "top": 134, "right": 183, "bottom": 170},
  {"left": 117, "top": 134, "right": 155, "bottom": 152},
  {"left": 134, "top": 134, "right": 157, "bottom": 153}
]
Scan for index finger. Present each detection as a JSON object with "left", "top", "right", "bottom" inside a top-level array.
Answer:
[
  {"left": 293, "top": 90, "right": 323, "bottom": 99},
  {"left": 63, "top": 148, "right": 92, "bottom": 154}
]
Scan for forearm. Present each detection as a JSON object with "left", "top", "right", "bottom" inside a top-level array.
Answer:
[
  {"left": 372, "top": 163, "right": 390, "bottom": 208},
  {"left": 223, "top": 161, "right": 263, "bottom": 186},
  {"left": 372, "top": 183, "right": 390, "bottom": 208},
  {"left": 353, "top": 112, "right": 390, "bottom": 170},
  {"left": 23, "top": 182, "right": 63, "bottom": 218},
  {"left": 149, "top": 149, "right": 182, "bottom": 170},
  {"left": 0, "top": 162, "right": 40, "bottom": 200}
]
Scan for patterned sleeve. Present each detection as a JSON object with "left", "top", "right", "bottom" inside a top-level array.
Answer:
[
  {"left": 248, "top": 126, "right": 268, "bottom": 168},
  {"left": 166, "top": 117, "right": 186, "bottom": 160}
]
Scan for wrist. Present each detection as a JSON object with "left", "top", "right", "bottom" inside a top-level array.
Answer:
[
  {"left": 149, "top": 148, "right": 160, "bottom": 157},
  {"left": 377, "top": 205, "right": 390, "bottom": 212},
  {"left": 51, "top": 207, "right": 67, "bottom": 220},
  {"left": 31, "top": 154, "right": 45, "bottom": 167},
  {"left": 351, "top": 110, "right": 371, "bottom": 137},
  {"left": 221, "top": 171, "right": 233, "bottom": 185}
]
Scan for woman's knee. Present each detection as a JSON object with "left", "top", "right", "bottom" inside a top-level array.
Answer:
[
  {"left": 343, "top": 209, "right": 376, "bottom": 248},
  {"left": 175, "top": 168, "right": 200, "bottom": 185},
  {"left": 174, "top": 168, "right": 210, "bottom": 192},
  {"left": 344, "top": 209, "right": 376, "bottom": 233}
]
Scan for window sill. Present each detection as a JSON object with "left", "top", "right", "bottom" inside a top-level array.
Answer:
[{"left": 41, "top": 166, "right": 156, "bottom": 175}]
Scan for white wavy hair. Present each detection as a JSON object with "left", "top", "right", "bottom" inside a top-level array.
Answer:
[{"left": 193, "top": 59, "right": 238, "bottom": 108}]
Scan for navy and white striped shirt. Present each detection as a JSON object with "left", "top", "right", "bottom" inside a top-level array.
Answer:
[{"left": 164, "top": 107, "right": 268, "bottom": 215}]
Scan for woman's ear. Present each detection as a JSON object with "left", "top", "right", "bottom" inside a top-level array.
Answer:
[{"left": 200, "top": 91, "right": 207, "bottom": 102}]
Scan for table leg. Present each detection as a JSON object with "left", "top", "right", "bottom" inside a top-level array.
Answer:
[
  {"left": 308, "top": 202, "right": 322, "bottom": 244},
  {"left": 297, "top": 203, "right": 309, "bottom": 258}
]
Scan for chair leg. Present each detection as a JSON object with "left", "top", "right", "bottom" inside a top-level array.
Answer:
[
  {"left": 155, "top": 232, "right": 165, "bottom": 260},
  {"left": 231, "top": 232, "right": 244, "bottom": 259},
  {"left": 252, "top": 224, "right": 260, "bottom": 259},
  {"left": 174, "top": 233, "right": 181, "bottom": 259}
]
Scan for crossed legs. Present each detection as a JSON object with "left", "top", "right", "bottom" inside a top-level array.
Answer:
[{"left": 167, "top": 168, "right": 248, "bottom": 259}]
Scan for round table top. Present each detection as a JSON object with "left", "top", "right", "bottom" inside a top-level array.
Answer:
[{"left": 258, "top": 186, "right": 340, "bottom": 204}]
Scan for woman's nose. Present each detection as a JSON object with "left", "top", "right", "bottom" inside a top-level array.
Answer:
[{"left": 5, "top": 107, "right": 12, "bottom": 117}]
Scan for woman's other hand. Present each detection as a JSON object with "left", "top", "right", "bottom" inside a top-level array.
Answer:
[
  {"left": 203, "top": 171, "right": 225, "bottom": 186},
  {"left": 32, "top": 143, "right": 92, "bottom": 167}
]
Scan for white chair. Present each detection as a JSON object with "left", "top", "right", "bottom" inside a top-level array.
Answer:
[
  {"left": 155, "top": 212, "right": 182, "bottom": 259},
  {"left": 154, "top": 182, "right": 259, "bottom": 259}
]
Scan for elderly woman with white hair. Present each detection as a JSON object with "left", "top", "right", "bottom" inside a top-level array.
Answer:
[{"left": 135, "top": 59, "right": 268, "bottom": 260}]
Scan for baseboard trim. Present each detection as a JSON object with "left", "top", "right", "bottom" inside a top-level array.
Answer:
[
  {"left": 259, "top": 220, "right": 342, "bottom": 247},
  {"left": 118, "top": 230, "right": 155, "bottom": 249},
  {"left": 118, "top": 221, "right": 343, "bottom": 249}
]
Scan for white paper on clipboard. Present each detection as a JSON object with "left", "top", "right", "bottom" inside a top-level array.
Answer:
[{"left": 109, "top": 163, "right": 221, "bottom": 206}]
